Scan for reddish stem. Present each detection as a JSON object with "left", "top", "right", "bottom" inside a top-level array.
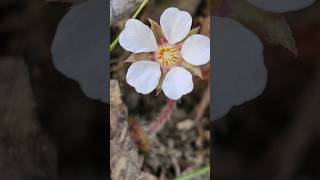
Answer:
[{"left": 147, "top": 100, "right": 177, "bottom": 134}]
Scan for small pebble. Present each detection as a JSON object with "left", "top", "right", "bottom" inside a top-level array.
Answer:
[{"left": 177, "top": 119, "right": 195, "bottom": 130}]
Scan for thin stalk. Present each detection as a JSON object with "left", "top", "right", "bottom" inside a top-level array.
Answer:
[
  {"left": 147, "top": 100, "right": 176, "bottom": 134},
  {"left": 109, "top": 0, "right": 149, "bottom": 52},
  {"left": 132, "top": 0, "right": 149, "bottom": 19},
  {"left": 173, "top": 166, "right": 210, "bottom": 180}
]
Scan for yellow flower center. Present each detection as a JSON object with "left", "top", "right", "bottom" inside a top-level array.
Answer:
[{"left": 156, "top": 45, "right": 180, "bottom": 68}]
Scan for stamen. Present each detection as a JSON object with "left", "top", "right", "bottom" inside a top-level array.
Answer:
[{"left": 156, "top": 45, "right": 180, "bottom": 68}]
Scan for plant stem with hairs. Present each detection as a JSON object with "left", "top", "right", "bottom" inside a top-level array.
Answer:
[{"left": 147, "top": 100, "right": 177, "bottom": 134}]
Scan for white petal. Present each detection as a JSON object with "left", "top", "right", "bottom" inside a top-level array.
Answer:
[
  {"left": 51, "top": 0, "right": 108, "bottom": 103},
  {"left": 160, "top": 7, "right": 192, "bottom": 45},
  {"left": 119, "top": 19, "right": 158, "bottom": 53},
  {"left": 162, "top": 67, "right": 193, "bottom": 100},
  {"left": 245, "top": 0, "right": 315, "bottom": 13},
  {"left": 212, "top": 17, "right": 267, "bottom": 120},
  {"left": 126, "top": 61, "right": 161, "bottom": 94},
  {"left": 181, "top": 34, "right": 210, "bottom": 66}
]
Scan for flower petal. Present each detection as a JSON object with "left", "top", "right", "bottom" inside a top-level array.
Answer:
[
  {"left": 126, "top": 61, "right": 161, "bottom": 94},
  {"left": 51, "top": 0, "right": 108, "bottom": 103},
  {"left": 181, "top": 34, "right": 210, "bottom": 66},
  {"left": 160, "top": 7, "right": 192, "bottom": 45},
  {"left": 212, "top": 17, "right": 267, "bottom": 120},
  {"left": 162, "top": 67, "right": 193, "bottom": 100},
  {"left": 245, "top": 0, "right": 315, "bottom": 13},
  {"left": 119, "top": 19, "right": 158, "bottom": 53}
]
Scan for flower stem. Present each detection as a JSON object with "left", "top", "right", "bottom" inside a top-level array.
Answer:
[
  {"left": 132, "top": 0, "right": 149, "bottom": 19},
  {"left": 173, "top": 166, "right": 210, "bottom": 180},
  {"left": 109, "top": 0, "right": 149, "bottom": 52},
  {"left": 147, "top": 100, "right": 176, "bottom": 134},
  {"left": 109, "top": 36, "right": 120, "bottom": 52}
]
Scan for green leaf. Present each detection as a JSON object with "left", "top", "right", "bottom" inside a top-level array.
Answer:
[{"left": 173, "top": 166, "right": 210, "bottom": 180}]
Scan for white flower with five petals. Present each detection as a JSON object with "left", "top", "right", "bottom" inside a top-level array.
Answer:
[{"left": 119, "top": 7, "right": 210, "bottom": 100}]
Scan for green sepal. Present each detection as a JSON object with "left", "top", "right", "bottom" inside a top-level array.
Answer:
[
  {"left": 148, "top": 18, "right": 164, "bottom": 44},
  {"left": 125, "top": 53, "right": 152, "bottom": 63},
  {"left": 181, "top": 61, "right": 203, "bottom": 79}
]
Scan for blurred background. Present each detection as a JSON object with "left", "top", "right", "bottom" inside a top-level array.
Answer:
[
  {"left": 0, "top": 1, "right": 106, "bottom": 179},
  {"left": 213, "top": 1, "right": 320, "bottom": 180}
]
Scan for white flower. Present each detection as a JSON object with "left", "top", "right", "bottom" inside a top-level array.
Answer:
[
  {"left": 212, "top": 0, "right": 315, "bottom": 119},
  {"left": 119, "top": 7, "right": 210, "bottom": 100}
]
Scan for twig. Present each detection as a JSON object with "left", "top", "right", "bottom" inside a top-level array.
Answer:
[
  {"left": 192, "top": 83, "right": 210, "bottom": 141},
  {"left": 194, "top": 83, "right": 210, "bottom": 122}
]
